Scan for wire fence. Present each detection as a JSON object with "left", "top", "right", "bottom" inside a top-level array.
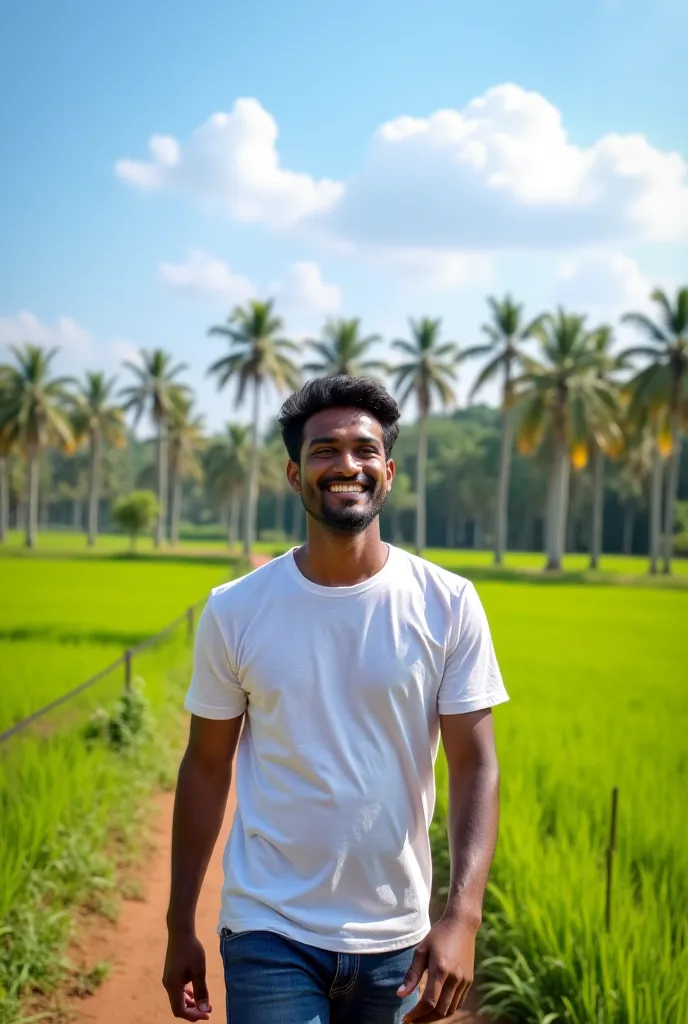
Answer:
[{"left": 0, "top": 602, "right": 203, "bottom": 747}]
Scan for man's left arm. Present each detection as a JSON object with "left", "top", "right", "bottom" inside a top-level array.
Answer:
[{"left": 398, "top": 709, "right": 500, "bottom": 1021}]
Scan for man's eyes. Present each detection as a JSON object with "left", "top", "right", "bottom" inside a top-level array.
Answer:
[{"left": 312, "top": 446, "right": 380, "bottom": 457}]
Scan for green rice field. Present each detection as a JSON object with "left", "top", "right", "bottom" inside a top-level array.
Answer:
[
  {"left": 0, "top": 552, "right": 245, "bottom": 1014},
  {"left": 0, "top": 556, "right": 238, "bottom": 731},
  {"left": 434, "top": 582, "right": 688, "bottom": 1022},
  {"left": 1, "top": 542, "right": 687, "bottom": 1020},
  {"left": 5, "top": 527, "right": 688, "bottom": 579}
]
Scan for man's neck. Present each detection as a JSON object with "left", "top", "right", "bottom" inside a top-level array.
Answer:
[{"left": 293, "top": 523, "right": 389, "bottom": 587}]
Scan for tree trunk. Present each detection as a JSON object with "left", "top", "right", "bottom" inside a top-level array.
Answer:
[
  {"left": 444, "top": 501, "right": 455, "bottom": 549},
  {"left": 275, "top": 490, "right": 286, "bottom": 537},
  {"left": 155, "top": 420, "right": 168, "bottom": 547},
  {"left": 26, "top": 451, "right": 39, "bottom": 548},
  {"left": 0, "top": 457, "right": 7, "bottom": 542},
  {"left": 649, "top": 443, "right": 662, "bottom": 574},
  {"left": 170, "top": 461, "right": 182, "bottom": 547},
  {"left": 415, "top": 414, "right": 428, "bottom": 556},
  {"left": 244, "top": 379, "right": 262, "bottom": 557},
  {"left": 393, "top": 507, "right": 402, "bottom": 545},
  {"left": 545, "top": 440, "right": 570, "bottom": 570},
  {"left": 293, "top": 495, "right": 305, "bottom": 541},
  {"left": 87, "top": 430, "right": 101, "bottom": 547},
  {"left": 566, "top": 507, "right": 576, "bottom": 554},
  {"left": 494, "top": 407, "right": 513, "bottom": 565},
  {"left": 623, "top": 502, "right": 635, "bottom": 555},
  {"left": 589, "top": 445, "right": 605, "bottom": 570},
  {"left": 662, "top": 418, "right": 682, "bottom": 574},
  {"left": 229, "top": 493, "right": 241, "bottom": 547}
]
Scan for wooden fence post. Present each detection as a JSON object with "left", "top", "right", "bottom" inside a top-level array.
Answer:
[
  {"left": 124, "top": 650, "right": 132, "bottom": 692},
  {"left": 605, "top": 786, "right": 619, "bottom": 932}
]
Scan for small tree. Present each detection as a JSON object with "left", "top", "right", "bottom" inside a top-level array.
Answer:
[{"left": 113, "top": 490, "right": 159, "bottom": 551}]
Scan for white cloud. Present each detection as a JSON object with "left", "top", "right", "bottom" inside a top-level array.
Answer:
[
  {"left": 159, "top": 249, "right": 255, "bottom": 304},
  {"left": 107, "top": 339, "right": 144, "bottom": 368},
  {"left": 0, "top": 312, "right": 141, "bottom": 375},
  {"left": 116, "top": 98, "right": 343, "bottom": 228},
  {"left": 0, "top": 311, "right": 92, "bottom": 356},
  {"left": 159, "top": 252, "right": 341, "bottom": 316},
  {"left": 271, "top": 261, "right": 341, "bottom": 313},
  {"left": 327, "top": 85, "right": 688, "bottom": 249},
  {"left": 554, "top": 251, "right": 654, "bottom": 315},
  {"left": 117, "top": 86, "right": 688, "bottom": 254},
  {"left": 371, "top": 248, "right": 493, "bottom": 291}
]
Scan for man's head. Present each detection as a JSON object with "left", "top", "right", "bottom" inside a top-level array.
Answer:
[{"left": 278, "top": 376, "right": 400, "bottom": 535}]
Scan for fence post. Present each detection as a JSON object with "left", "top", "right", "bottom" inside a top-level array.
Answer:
[
  {"left": 605, "top": 786, "right": 619, "bottom": 932},
  {"left": 187, "top": 606, "right": 195, "bottom": 641},
  {"left": 124, "top": 649, "right": 132, "bottom": 692}
]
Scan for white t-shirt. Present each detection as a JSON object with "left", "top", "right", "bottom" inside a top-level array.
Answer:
[{"left": 185, "top": 545, "right": 508, "bottom": 953}]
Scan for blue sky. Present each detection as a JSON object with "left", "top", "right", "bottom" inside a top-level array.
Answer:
[{"left": 1, "top": 0, "right": 686, "bottom": 431}]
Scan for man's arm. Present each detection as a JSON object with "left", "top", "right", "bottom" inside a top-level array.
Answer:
[
  {"left": 399, "top": 709, "right": 500, "bottom": 1022},
  {"left": 162, "top": 713, "right": 244, "bottom": 1021}
]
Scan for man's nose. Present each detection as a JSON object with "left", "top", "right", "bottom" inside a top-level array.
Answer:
[{"left": 333, "top": 450, "right": 361, "bottom": 474}]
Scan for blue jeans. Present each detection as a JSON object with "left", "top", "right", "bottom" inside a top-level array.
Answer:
[{"left": 219, "top": 928, "right": 420, "bottom": 1024}]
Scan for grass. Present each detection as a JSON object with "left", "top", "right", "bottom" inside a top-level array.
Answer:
[
  {"left": 3, "top": 537, "right": 687, "bottom": 1021},
  {"left": 6, "top": 528, "right": 688, "bottom": 578},
  {"left": 0, "top": 548, "right": 247, "bottom": 1021},
  {"left": 0, "top": 557, "right": 239, "bottom": 731},
  {"left": 431, "top": 581, "right": 688, "bottom": 1023},
  {"left": 426, "top": 547, "right": 688, "bottom": 578}
]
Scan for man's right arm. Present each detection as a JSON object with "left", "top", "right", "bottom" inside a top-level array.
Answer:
[{"left": 163, "top": 713, "right": 244, "bottom": 1020}]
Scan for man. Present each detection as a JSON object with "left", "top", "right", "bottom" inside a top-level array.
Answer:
[{"left": 163, "top": 375, "right": 508, "bottom": 1024}]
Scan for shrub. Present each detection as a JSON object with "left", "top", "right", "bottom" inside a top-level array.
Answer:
[{"left": 112, "top": 490, "right": 159, "bottom": 550}]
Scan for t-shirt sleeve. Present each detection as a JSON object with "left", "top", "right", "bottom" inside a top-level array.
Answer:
[
  {"left": 184, "top": 598, "right": 247, "bottom": 720},
  {"left": 437, "top": 581, "right": 509, "bottom": 715}
]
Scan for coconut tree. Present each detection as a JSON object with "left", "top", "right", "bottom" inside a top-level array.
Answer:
[
  {"left": 119, "top": 349, "right": 189, "bottom": 548},
  {"left": 0, "top": 345, "right": 74, "bottom": 547},
  {"left": 0, "top": 439, "right": 9, "bottom": 542},
  {"left": 385, "top": 471, "right": 416, "bottom": 545},
  {"left": 462, "top": 295, "right": 543, "bottom": 565},
  {"left": 621, "top": 286, "right": 688, "bottom": 573},
  {"left": 0, "top": 370, "right": 12, "bottom": 542},
  {"left": 205, "top": 423, "right": 251, "bottom": 547},
  {"left": 260, "top": 438, "right": 291, "bottom": 539},
  {"left": 303, "top": 318, "right": 388, "bottom": 379},
  {"left": 391, "top": 317, "right": 460, "bottom": 555},
  {"left": 168, "top": 395, "right": 206, "bottom": 547},
  {"left": 584, "top": 326, "right": 626, "bottom": 570},
  {"left": 70, "top": 372, "right": 127, "bottom": 546},
  {"left": 612, "top": 421, "right": 654, "bottom": 556},
  {"left": 207, "top": 299, "right": 301, "bottom": 556},
  {"left": 514, "top": 310, "right": 621, "bottom": 571}
]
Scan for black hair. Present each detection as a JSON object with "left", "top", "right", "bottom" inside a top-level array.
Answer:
[{"left": 278, "top": 375, "right": 400, "bottom": 462}]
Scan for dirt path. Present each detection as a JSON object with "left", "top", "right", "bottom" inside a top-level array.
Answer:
[{"left": 69, "top": 787, "right": 233, "bottom": 1024}]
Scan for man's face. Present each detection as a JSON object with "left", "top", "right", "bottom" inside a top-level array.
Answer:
[{"left": 287, "top": 407, "right": 395, "bottom": 534}]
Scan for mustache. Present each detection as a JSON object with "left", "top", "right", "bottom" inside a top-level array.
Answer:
[{"left": 319, "top": 475, "right": 374, "bottom": 490}]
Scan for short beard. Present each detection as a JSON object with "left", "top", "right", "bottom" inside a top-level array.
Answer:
[{"left": 301, "top": 486, "right": 389, "bottom": 535}]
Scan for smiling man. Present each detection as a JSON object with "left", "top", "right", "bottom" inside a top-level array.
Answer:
[{"left": 163, "top": 375, "right": 509, "bottom": 1024}]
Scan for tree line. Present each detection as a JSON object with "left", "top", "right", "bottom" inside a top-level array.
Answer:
[{"left": 0, "top": 287, "right": 686, "bottom": 572}]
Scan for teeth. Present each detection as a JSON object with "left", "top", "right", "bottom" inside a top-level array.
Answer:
[{"left": 329, "top": 484, "right": 365, "bottom": 493}]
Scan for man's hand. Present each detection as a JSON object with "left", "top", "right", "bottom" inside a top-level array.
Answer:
[
  {"left": 397, "top": 915, "right": 477, "bottom": 1021},
  {"left": 162, "top": 931, "right": 212, "bottom": 1021}
]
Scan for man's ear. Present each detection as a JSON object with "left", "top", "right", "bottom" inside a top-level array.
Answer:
[
  {"left": 286, "top": 459, "right": 301, "bottom": 494},
  {"left": 386, "top": 458, "right": 395, "bottom": 491}
]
